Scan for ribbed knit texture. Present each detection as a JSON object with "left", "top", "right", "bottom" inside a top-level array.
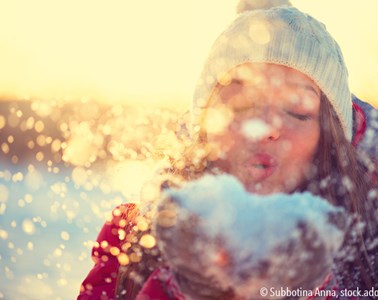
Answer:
[{"left": 192, "top": 6, "right": 352, "bottom": 141}]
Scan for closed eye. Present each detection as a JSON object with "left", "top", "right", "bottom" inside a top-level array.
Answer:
[{"left": 285, "top": 110, "right": 311, "bottom": 121}]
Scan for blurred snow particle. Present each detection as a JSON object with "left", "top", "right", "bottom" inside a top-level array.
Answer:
[
  {"left": 136, "top": 217, "right": 149, "bottom": 232},
  {"left": 22, "top": 219, "right": 36, "bottom": 235},
  {"left": 27, "top": 242, "right": 34, "bottom": 251},
  {"left": 24, "top": 194, "right": 33, "bottom": 204},
  {"left": 241, "top": 118, "right": 272, "bottom": 140},
  {"left": 117, "top": 253, "right": 129, "bottom": 266},
  {"left": 0, "top": 184, "right": 9, "bottom": 203},
  {"left": 34, "top": 120, "right": 45, "bottom": 133},
  {"left": 109, "top": 247, "right": 120, "bottom": 257},
  {"left": 54, "top": 248, "right": 63, "bottom": 258},
  {"left": 25, "top": 116, "right": 35, "bottom": 130},
  {"left": 341, "top": 176, "right": 354, "bottom": 191},
  {"left": 51, "top": 139, "right": 62, "bottom": 153},
  {"left": 7, "top": 135, "right": 14, "bottom": 144},
  {"left": 17, "top": 199, "right": 26, "bottom": 208},
  {"left": 0, "top": 203, "right": 6, "bottom": 215},
  {"left": 35, "top": 151, "right": 44, "bottom": 162},
  {"left": 60, "top": 231, "right": 70, "bottom": 241},
  {"left": 0, "top": 114, "right": 5, "bottom": 129},
  {"left": 1, "top": 142, "right": 9, "bottom": 154},
  {"left": 139, "top": 234, "right": 156, "bottom": 249},
  {"left": 0, "top": 229, "right": 8, "bottom": 240},
  {"left": 11, "top": 172, "right": 23, "bottom": 183},
  {"left": 368, "top": 189, "right": 377, "bottom": 200}
]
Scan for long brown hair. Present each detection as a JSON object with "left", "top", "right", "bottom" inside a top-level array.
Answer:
[{"left": 306, "top": 94, "right": 378, "bottom": 290}]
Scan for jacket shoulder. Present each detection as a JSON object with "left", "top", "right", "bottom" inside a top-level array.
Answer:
[
  {"left": 77, "top": 203, "right": 140, "bottom": 299},
  {"left": 352, "top": 95, "right": 378, "bottom": 157}
]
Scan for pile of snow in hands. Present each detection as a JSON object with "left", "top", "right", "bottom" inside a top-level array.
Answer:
[{"left": 156, "top": 174, "right": 347, "bottom": 298}]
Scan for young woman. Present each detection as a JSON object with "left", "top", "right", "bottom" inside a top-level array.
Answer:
[{"left": 78, "top": 4, "right": 378, "bottom": 300}]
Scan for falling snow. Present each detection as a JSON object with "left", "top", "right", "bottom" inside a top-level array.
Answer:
[{"left": 0, "top": 98, "right": 183, "bottom": 300}]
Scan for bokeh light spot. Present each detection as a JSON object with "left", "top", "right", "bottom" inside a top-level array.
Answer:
[
  {"left": 0, "top": 184, "right": 9, "bottom": 203},
  {"left": 139, "top": 234, "right": 156, "bottom": 249},
  {"left": 22, "top": 219, "right": 36, "bottom": 235},
  {"left": 117, "top": 253, "right": 129, "bottom": 266},
  {"left": 60, "top": 231, "right": 70, "bottom": 241}
]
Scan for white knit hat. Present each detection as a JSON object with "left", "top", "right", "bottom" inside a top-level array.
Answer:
[{"left": 192, "top": 5, "right": 353, "bottom": 141}]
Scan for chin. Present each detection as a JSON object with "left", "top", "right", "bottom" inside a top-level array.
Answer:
[
  {"left": 245, "top": 184, "right": 281, "bottom": 195},
  {"left": 245, "top": 179, "right": 300, "bottom": 195}
]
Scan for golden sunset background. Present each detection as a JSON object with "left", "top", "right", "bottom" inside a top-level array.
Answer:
[{"left": 0, "top": 0, "right": 377, "bottom": 108}]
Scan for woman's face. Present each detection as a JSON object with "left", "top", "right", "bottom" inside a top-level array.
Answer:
[{"left": 203, "top": 63, "right": 321, "bottom": 195}]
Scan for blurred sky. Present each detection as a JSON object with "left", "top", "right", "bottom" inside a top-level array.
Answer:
[{"left": 0, "top": 0, "right": 377, "bottom": 108}]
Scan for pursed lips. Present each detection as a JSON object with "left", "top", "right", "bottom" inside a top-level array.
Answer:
[{"left": 247, "top": 153, "right": 278, "bottom": 182}]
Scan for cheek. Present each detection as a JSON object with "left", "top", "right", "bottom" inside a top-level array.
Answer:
[
  {"left": 284, "top": 123, "right": 320, "bottom": 163},
  {"left": 208, "top": 133, "right": 234, "bottom": 154},
  {"left": 280, "top": 126, "right": 319, "bottom": 191}
]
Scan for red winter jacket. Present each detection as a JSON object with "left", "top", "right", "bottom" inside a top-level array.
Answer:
[
  {"left": 77, "top": 203, "right": 139, "bottom": 299},
  {"left": 77, "top": 203, "right": 187, "bottom": 300}
]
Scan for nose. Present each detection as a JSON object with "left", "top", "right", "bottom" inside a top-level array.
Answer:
[
  {"left": 264, "top": 124, "right": 280, "bottom": 141},
  {"left": 261, "top": 106, "right": 281, "bottom": 141},
  {"left": 262, "top": 111, "right": 281, "bottom": 142}
]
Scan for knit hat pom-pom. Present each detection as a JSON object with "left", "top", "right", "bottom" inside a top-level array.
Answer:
[{"left": 237, "top": 0, "right": 292, "bottom": 13}]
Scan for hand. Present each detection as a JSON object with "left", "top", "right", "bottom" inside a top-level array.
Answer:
[{"left": 154, "top": 175, "right": 348, "bottom": 299}]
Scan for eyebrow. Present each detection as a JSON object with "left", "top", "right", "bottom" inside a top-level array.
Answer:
[{"left": 287, "top": 82, "right": 320, "bottom": 97}]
